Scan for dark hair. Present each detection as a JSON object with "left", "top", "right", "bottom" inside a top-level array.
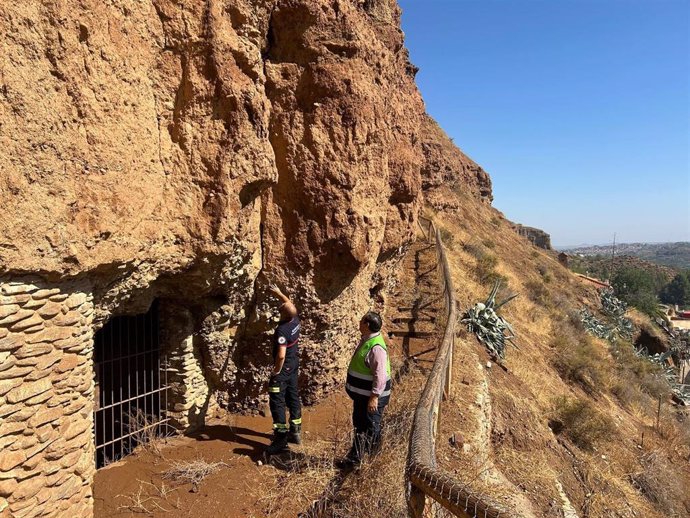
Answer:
[{"left": 362, "top": 311, "right": 382, "bottom": 333}]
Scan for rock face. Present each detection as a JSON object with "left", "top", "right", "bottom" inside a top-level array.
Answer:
[
  {"left": 0, "top": 2, "right": 493, "bottom": 516},
  {"left": 420, "top": 114, "right": 493, "bottom": 208},
  {"left": 512, "top": 224, "right": 552, "bottom": 250},
  {"left": 0, "top": 0, "right": 424, "bottom": 404}
]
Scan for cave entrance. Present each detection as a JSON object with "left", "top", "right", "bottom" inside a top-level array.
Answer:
[{"left": 93, "top": 300, "right": 171, "bottom": 468}]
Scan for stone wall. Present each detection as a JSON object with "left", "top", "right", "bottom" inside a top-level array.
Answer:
[
  {"left": 160, "top": 302, "right": 214, "bottom": 432},
  {"left": 0, "top": 279, "right": 94, "bottom": 518}
]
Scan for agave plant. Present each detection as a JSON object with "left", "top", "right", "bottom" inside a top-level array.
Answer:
[
  {"left": 462, "top": 281, "right": 518, "bottom": 360},
  {"left": 581, "top": 289, "right": 633, "bottom": 342},
  {"left": 635, "top": 346, "right": 690, "bottom": 405}
]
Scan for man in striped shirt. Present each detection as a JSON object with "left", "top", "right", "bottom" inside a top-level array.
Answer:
[{"left": 342, "top": 311, "right": 391, "bottom": 467}]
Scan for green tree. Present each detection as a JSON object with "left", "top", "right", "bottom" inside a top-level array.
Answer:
[
  {"left": 660, "top": 272, "right": 690, "bottom": 307},
  {"left": 611, "top": 267, "right": 662, "bottom": 316}
]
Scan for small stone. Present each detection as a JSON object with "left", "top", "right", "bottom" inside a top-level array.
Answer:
[
  {"left": 257, "top": 460, "right": 263, "bottom": 466},
  {"left": 6, "top": 378, "right": 52, "bottom": 404},
  {"left": 0, "top": 294, "right": 31, "bottom": 306},
  {"left": 0, "top": 379, "right": 22, "bottom": 397},
  {"left": 56, "top": 355, "right": 83, "bottom": 373},
  {"left": 0, "top": 305, "right": 20, "bottom": 319},
  {"left": 31, "top": 288, "right": 61, "bottom": 300},
  {"left": 0, "top": 337, "right": 20, "bottom": 352},
  {"left": 10, "top": 313, "right": 45, "bottom": 332},
  {"left": 0, "top": 357, "right": 15, "bottom": 373},
  {"left": 0, "top": 478, "right": 17, "bottom": 498},
  {"left": 485, "top": 361, "right": 492, "bottom": 369},
  {"left": 26, "top": 326, "right": 73, "bottom": 344},
  {"left": 0, "top": 309, "right": 33, "bottom": 327},
  {"left": 48, "top": 293, "right": 69, "bottom": 302},
  {"left": 52, "top": 312, "right": 81, "bottom": 327},
  {"left": 14, "top": 343, "right": 53, "bottom": 359},
  {"left": 21, "top": 298, "right": 46, "bottom": 310},
  {"left": 65, "top": 293, "right": 88, "bottom": 310},
  {"left": 0, "top": 284, "right": 37, "bottom": 296},
  {"left": 38, "top": 302, "right": 62, "bottom": 319},
  {"left": 0, "top": 366, "right": 32, "bottom": 380},
  {"left": 3, "top": 405, "right": 37, "bottom": 423},
  {"left": 22, "top": 322, "right": 46, "bottom": 334},
  {"left": 11, "top": 474, "right": 43, "bottom": 500},
  {"left": 24, "top": 390, "right": 53, "bottom": 406},
  {"left": 0, "top": 451, "right": 24, "bottom": 471},
  {"left": 25, "top": 368, "right": 52, "bottom": 382}
]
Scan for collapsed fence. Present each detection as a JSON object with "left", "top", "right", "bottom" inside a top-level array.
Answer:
[{"left": 406, "top": 217, "right": 515, "bottom": 518}]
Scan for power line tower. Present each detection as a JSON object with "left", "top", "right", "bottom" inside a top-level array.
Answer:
[{"left": 610, "top": 232, "right": 617, "bottom": 282}]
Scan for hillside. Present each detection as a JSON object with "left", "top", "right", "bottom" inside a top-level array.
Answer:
[
  {"left": 428, "top": 190, "right": 690, "bottom": 518},
  {"left": 567, "top": 254, "right": 678, "bottom": 284},
  {"left": 565, "top": 243, "right": 690, "bottom": 270},
  {"left": 1, "top": 2, "right": 689, "bottom": 518}
]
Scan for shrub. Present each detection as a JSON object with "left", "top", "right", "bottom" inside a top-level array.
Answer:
[
  {"left": 630, "top": 452, "right": 690, "bottom": 516},
  {"left": 610, "top": 380, "right": 642, "bottom": 408},
  {"left": 526, "top": 279, "right": 550, "bottom": 307},
  {"left": 552, "top": 334, "right": 609, "bottom": 392},
  {"left": 463, "top": 242, "right": 505, "bottom": 286},
  {"left": 553, "top": 396, "right": 615, "bottom": 450},
  {"left": 537, "top": 264, "right": 552, "bottom": 283},
  {"left": 610, "top": 341, "right": 667, "bottom": 399}
]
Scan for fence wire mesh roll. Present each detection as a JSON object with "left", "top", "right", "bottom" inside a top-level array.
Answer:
[{"left": 406, "top": 217, "right": 514, "bottom": 518}]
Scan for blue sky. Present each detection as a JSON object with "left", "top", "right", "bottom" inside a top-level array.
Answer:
[{"left": 399, "top": 0, "right": 689, "bottom": 246}]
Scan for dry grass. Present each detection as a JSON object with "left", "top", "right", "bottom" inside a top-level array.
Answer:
[
  {"left": 116, "top": 480, "right": 180, "bottom": 514},
  {"left": 426, "top": 195, "right": 690, "bottom": 518},
  {"left": 249, "top": 368, "right": 427, "bottom": 518},
  {"left": 630, "top": 451, "right": 690, "bottom": 517},
  {"left": 551, "top": 331, "right": 610, "bottom": 393},
  {"left": 128, "top": 409, "right": 170, "bottom": 457},
  {"left": 552, "top": 396, "right": 616, "bottom": 451},
  {"left": 162, "top": 458, "right": 227, "bottom": 492}
]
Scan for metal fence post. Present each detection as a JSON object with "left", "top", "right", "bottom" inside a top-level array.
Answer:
[{"left": 409, "top": 484, "right": 427, "bottom": 518}]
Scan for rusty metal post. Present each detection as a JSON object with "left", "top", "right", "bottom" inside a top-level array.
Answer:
[{"left": 408, "top": 483, "right": 427, "bottom": 518}]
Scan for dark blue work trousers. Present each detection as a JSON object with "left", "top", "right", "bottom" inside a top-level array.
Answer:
[{"left": 347, "top": 393, "right": 390, "bottom": 462}]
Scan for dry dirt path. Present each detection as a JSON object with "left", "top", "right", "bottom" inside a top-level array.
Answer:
[{"left": 93, "top": 237, "right": 441, "bottom": 518}]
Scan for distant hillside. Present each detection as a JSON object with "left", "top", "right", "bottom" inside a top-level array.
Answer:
[
  {"left": 567, "top": 254, "right": 678, "bottom": 284},
  {"left": 564, "top": 242, "right": 690, "bottom": 269}
]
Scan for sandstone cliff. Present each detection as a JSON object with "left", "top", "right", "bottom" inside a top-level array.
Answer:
[
  {"left": 420, "top": 114, "right": 493, "bottom": 208},
  {"left": 512, "top": 223, "right": 552, "bottom": 250},
  {"left": 0, "top": 0, "right": 429, "bottom": 406}
]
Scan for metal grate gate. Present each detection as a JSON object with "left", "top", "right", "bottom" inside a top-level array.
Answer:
[{"left": 94, "top": 300, "right": 170, "bottom": 468}]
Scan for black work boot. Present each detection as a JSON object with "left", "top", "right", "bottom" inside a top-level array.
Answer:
[
  {"left": 288, "top": 424, "right": 302, "bottom": 445},
  {"left": 265, "top": 432, "right": 289, "bottom": 455}
]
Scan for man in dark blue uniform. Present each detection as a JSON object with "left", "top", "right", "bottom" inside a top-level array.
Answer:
[{"left": 265, "top": 284, "right": 302, "bottom": 455}]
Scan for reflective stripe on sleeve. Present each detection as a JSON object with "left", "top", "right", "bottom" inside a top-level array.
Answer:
[{"left": 268, "top": 386, "right": 281, "bottom": 393}]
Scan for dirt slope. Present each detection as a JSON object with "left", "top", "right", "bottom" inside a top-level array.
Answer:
[{"left": 430, "top": 190, "right": 690, "bottom": 518}]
